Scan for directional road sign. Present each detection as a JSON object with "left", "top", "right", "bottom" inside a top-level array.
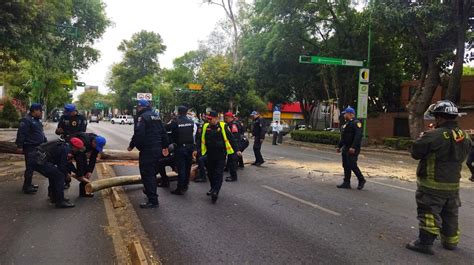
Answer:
[{"left": 299, "top": 55, "right": 364, "bottom": 67}]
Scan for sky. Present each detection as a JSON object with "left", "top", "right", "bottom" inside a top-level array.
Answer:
[{"left": 75, "top": 0, "right": 228, "bottom": 97}]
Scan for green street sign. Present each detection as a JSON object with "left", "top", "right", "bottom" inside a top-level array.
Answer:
[
  {"left": 94, "top": 102, "right": 106, "bottom": 109},
  {"left": 299, "top": 55, "right": 364, "bottom": 67}
]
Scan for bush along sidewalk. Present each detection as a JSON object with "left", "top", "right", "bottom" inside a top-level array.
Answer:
[
  {"left": 290, "top": 130, "right": 340, "bottom": 145},
  {"left": 383, "top": 137, "right": 414, "bottom": 150}
]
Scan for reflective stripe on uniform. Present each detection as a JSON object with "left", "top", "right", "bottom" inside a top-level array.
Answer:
[
  {"left": 420, "top": 213, "right": 440, "bottom": 235},
  {"left": 201, "top": 122, "right": 234, "bottom": 156},
  {"left": 417, "top": 153, "right": 460, "bottom": 191},
  {"left": 441, "top": 229, "right": 460, "bottom": 245}
]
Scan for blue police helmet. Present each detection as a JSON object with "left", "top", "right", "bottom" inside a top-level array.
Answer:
[
  {"left": 342, "top": 106, "right": 355, "bottom": 114},
  {"left": 64, "top": 103, "right": 77, "bottom": 113},
  {"left": 250, "top": 111, "right": 258, "bottom": 116},
  {"left": 29, "top": 103, "right": 43, "bottom": 112},
  {"left": 94, "top": 136, "right": 106, "bottom": 152},
  {"left": 137, "top": 99, "right": 150, "bottom": 107}
]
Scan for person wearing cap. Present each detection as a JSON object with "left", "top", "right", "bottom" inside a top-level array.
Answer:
[
  {"left": 27, "top": 140, "right": 75, "bottom": 208},
  {"left": 67, "top": 133, "right": 106, "bottom": 197},
  {"left": 406, "top": 100, "right": 471, "bottom": 255},
  {"left": 55, "top": 103, "right": 87, "bottom": 138},
  {"left": 336, "top": 106, "right": 366, "bottom": 190},
  {"left": 16, "top": 103, "right": 47, "bottom": 194},
  {"left": 250, "top": 111, "right": 266, "bottom": 166},
  {"left": 197, "top": 110, "right": 240, "bottom": 203},
  {"left": 128, "top": 99, "right": 169, "bottom": 209},
  {"left": 271, "top": 120, "right": 283, "bottom": 145},
  {"left": 224, "top": 111, "right": 243, "bottom": 182},
  {"left": 166, "top": 106, "right": 197, "bottom": 195}
]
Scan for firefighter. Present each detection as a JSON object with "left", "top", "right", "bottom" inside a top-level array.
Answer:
[
  {"left": 197, "top": 111, "right": 240, "bottom": 203},
  {"left": 336, "top": 106, "right": 366, "bottom": 190},
  {"left": 406, "top": 100, "right": 471, "bottom": 255}
]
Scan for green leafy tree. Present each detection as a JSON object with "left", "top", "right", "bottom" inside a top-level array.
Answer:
[
  {"left": 0, "top": 100, "right": 19, "bottom": 122},
  {"left": 108, "top": 30, "right": 166, "bottom": 112}
]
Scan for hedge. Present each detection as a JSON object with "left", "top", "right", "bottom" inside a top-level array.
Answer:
[
  {"left": 383, "top": 137, "right": 414, "bottom": 150},
  {"left": 0, "top": 120, "right": 10, "bottom": 128},
  {"left": 290, "top": 130, "right": 341, "bottom": 145}
]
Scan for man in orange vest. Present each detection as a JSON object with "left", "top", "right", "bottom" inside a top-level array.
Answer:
[{"left": 196, "top": 111, "right": 240, "bottom": 203}]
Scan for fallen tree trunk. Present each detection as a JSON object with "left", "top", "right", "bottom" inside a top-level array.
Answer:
[
  {"left": 85, "top": 173, "right": 178, "bottom": 194},
  {"left": 0, "top": 141, "right": 19, "bottom": 154}
]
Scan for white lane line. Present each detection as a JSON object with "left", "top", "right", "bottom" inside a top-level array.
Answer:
[
  {"left": 367, "top": 180, "right": 415, "bottom": 192},
  {"left": 261, "top": 185, "right": 341, "bottom": 216}
]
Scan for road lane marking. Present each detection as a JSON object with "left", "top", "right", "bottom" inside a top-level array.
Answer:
[
  {"left": 367, "top": 180, "right": 415, "bottom": 192},
  {"left": 261, "top": 185, "right": 341, "bottom": 216}
]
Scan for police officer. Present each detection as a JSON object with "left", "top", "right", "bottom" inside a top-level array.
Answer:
[
  {"left": 56, "top": 103, "right": 87, "bottom": 138},
  {"left": 406, "top": 100, "right": 471, "bottom": 255},
  {"left": 128, "top": 99, "right": 169, "bottom": 209},
  {"left": 194, "top": 115, "right": 208, "bottom": 183},
  {"left": 156, "top": 144, "right": 177, "bottom": 188},
  {"left": 67, "top": 133, "right": 106, "bottom": 197},
  {"left": 166, "top": 106, "right": 196, "bottom": 195},
  {"left": 197, "top": 111, "right": 240, "bottom": 203},
  {"left": 15, "top": 103, "right": 47, "bottom": 194},
  {"left": 250, "top": 111, "right": 266, "bottom": 166},
  {"left": 28, "top": 140, "right": 75, "bottom": 208},
  {"left": 224, "top": 112, "right": 243, "bottom": 182},
  {"left": 336, "top": 107, "right": 366, "bottom": 190}
]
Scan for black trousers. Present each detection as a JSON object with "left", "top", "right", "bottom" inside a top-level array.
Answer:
[
  {"left": 272, "top": 132, "right": 278, "bottom": 145},
  {"left": 28, "top": 154, "right": 65, "bottom": 203},
  {"left": 157, "top": 155, "right": 175, "bottom": 183},
  {"left": 206, "top": 155, "right": 226, "bottom": 194},
  {"left": 139, "top": 149, "right": 161, "bottom": 204},
  {"left": 197, "top": 154, "right": 207, "bottom": 180},
  {"left": 22, "top": 146, "right": 36, "bottom": 189},
  {"left": 253, "top": 138, "right": 264, "bottom": 163},
  {"left": 416, "top": 190, "right": 461, "bottom": 246},
  {"left": 226, "top": 153, "right": 238, "bottom": 179},
  {"left": 341, "top": 148, "right": 364, "bottom": 183},
  {"left": 466, "top": 149, "right": 474, "bottom": 176},
  {"left": 175, "top": 145, "right": 194, "bottom": 189}
]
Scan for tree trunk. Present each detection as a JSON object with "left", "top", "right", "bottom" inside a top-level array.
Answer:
[
  {"left": 446, "top": 0, "right": 471, "bottom": 103},
  {"left": 407, "top": 58, "right": 440, "bottom": 139}
]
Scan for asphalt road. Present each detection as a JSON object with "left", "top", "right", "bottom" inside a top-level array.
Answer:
[
  {"left": 89, "top": 122, "right": 474, "bottom": 264},
  {"left": 0, "top": 126, "right": 115, "bottom": 264}
]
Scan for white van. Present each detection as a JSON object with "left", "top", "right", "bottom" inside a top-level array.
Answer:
[{"left": 110, "top": 115, "right": 134, "bottom": 125}]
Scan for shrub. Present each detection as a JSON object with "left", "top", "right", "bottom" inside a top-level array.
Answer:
[
  {"left": 10, "top": 121, "right": 20, "bottom": 128},
  {"left": 291, "top": 130, "right": 341, "bottom": 145},
  {"left": 383, "top": 137, "right": 413, "bottom": 150},
  {"left": 0, "top": 100, "right": 19, "bottom": 122},
  {"left": 0, "top": 120, "right": 10, "bottom": 128}
]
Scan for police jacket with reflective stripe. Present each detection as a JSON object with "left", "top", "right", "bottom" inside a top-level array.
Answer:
[{"left": 411, "top": 120, "right": 471, "bottom": 195}]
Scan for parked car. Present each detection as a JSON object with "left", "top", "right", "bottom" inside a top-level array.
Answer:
[
  {"left": 51, "top": 110, "right": 63, "bottom": 122},
  {"left": 111, "top": 115, "right": 134, "bottom": 125},
  {"left": 89, "top": 115, "right": 99, "bottom": 123}
]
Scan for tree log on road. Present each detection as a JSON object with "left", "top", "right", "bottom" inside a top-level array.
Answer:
[{"left": 85, "top": 173, "right": 178, "bottom": 194}]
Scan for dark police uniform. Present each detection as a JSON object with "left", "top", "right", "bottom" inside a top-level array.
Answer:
[
  {"left": 226, "top": 119, "right": 243, "bottom": 181},
  {"left": 28, "top": 140, "right": 73, "bottom": 207},
  {"left": 465, "top": 146, "right": 474, "bottom": 181},
  {"left": 129, "top": 107, "right": 169, "bottom": 206},
  {"left": 156, "top": 145, "right": 177, "bottom": 187},
  {"left": 68, "top": 133, "right": 100, "bottom": 197},
  {"left": 56, "top": 113, "right": 87, "bottom": 137},
  {"left": 252, "top": 117, "right": 266, "bottom": 165},
  {"left": 410, "top": 121, "right": 470, "bottom": 249},
  {"left": 166, "top": 115, "right": 196, "bottom": 193},
  {"left": 16, "top": 113, "right": 47, "bottom": 192},
  {"left": 194, "top": 124, "right": 208, "bottom": 182},
  {"left": 198, "top": 122, "right": 239, "bottom": 202},
  {"left": 337, "top": 118, "right": 365, "bottom": 188}
]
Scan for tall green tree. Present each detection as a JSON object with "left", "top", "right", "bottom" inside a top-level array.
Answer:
[{"left": 108, "top": 30, "right": 166, "bottom": 112}]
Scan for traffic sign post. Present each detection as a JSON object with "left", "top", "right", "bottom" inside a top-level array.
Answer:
[{"left": 136, "top": 93, "right": 153, "bottom": 101}]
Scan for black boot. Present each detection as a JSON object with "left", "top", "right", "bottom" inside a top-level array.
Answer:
[
  {"left": 206, "top": 188, "right": 214, "bottom": 196},
  {"left": 337, "top": 182, "right": 351, "bottom": 189},
  {"left": 56, "top": 200, "right": 75, "bottom": 208},
  {"left": 211, "top": 191, "right": 218, "bottom": 203},
  {"left": 23, "top": 186, "right": 38, "bottom": 194},
  {"left": 171, "top": 188, "right": 185, "bottom": 195},
  {"left": 225, "top": 176, "right": 237, "bottom": 182},
  {"left": 406, "top": 240, "right": 434, "bottom": 255},
  {"left": 157, "top": 181, "right": 170, "bottom": 188},
  {"left": 357, "top": 179, "right": 366, "bottom": 190},
  {"left": 140, "top": 201, "right": 159, "bottom": 209}
]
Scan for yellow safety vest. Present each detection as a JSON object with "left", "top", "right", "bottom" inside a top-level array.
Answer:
[{"left": 201, "top": 122, "right": 234, "bottom": 156}]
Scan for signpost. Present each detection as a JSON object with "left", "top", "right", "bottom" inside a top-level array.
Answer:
[
  {"left": 299, "top": 56, "right": 364, "bottom": 67},
  {"left": 357, "top": 68, "right": 370, "bottom": 119},
  {"left": 188, "top": 83, "right": 203, "bottom": 91},
  {"left": 136, "top": 93, "right": 152, "bottom": 101}
]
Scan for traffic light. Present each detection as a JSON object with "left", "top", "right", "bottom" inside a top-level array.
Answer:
[{"left": 75, "top": 82, "right": 86, "bottom": 87}]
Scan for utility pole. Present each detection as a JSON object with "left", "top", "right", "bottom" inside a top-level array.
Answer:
[{"left": 362, "top": 0, "right": 373, "bottom": 141}]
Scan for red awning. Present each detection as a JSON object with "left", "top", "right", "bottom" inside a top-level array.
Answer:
[{"left": 267, "top": 102, "right": 302, "bottom": 113}]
